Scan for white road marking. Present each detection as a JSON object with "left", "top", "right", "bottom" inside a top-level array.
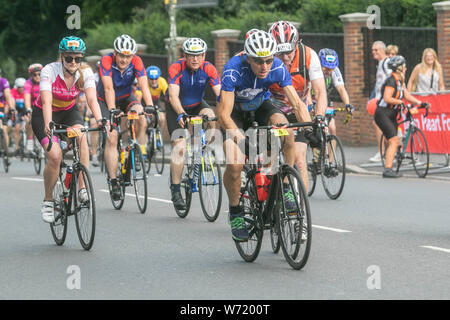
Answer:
[
  {"left": 98, "top": 189, "right": 172, "bottom": 204},
  {"left": 420, "top": 246, "right": 450, "bottom": 254},
  {"left": 312, "top": 224, "right": 352, "bottom": 233},
  {"left": 12, "top": 177, "right": 44, "bottom": 182}
]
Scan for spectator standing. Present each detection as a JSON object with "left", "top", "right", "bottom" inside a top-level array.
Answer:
[{"left": 407, "top": 48, "right": 445, "bottom": 93}]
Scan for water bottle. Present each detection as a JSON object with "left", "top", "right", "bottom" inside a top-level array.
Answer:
[
  {"left": 313, "top": 148, "right": 320, "bottom": 163},
  {"left": 64, "top": 166, "right": 73, "bottom": 190},
  {"left": 191, "top": 144, "right": 201, "bottom": 192},
  {"left": 120, "top": 148, "right": 127, "bottom": 174},
  {"left": 59, "top": 138, "right": 68, "bottom": 151},
  {"left": 156, "top": 130, "right": 161, "bottom": 148}
]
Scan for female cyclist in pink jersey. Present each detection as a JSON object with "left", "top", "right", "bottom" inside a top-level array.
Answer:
[{"left": 31, "top": 36, "right": 104, "bottom": 223}]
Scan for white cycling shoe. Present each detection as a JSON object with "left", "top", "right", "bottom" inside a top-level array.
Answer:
[{"left": 41, "top": 200, "right": 55, "bottom": 223}]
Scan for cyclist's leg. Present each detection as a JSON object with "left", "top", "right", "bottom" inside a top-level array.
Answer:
[
  {"left": 89, "top": 116, "right": 98, "bottom": 157},
  {"left": 24, "top": 112, "right": 34, "bottom": 151},
  {"left": 374, "top": 107, "right": 399, "bottom": 170},
  {"left": 99, "top": 99, "right": 119, "bottom": 179},
  {"left": 294, "top": 141, "right": 309, "bottom": 192},
  {"left": 158, "top": 100, "right": 170, "bottom": 142},
  {"left": 13, "top": 120, "right": 21, "bottom": 152}
]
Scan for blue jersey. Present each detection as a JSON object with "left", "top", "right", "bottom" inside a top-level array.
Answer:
[{"left": 220, "top": 54, "right": 292, "bottom": 112}]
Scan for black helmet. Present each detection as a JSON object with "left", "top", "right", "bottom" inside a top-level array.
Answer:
[{"left": 387, "top": 55, "right": 406, "bottom": 72}]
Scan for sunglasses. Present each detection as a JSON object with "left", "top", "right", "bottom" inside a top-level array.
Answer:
[
  {"left": 276, "top": 50, "right": 294, "bottom": 56},
  {"left": 63, "top": 56, "right": 83, "bottom": 64},
  {"left": 252, "top": 57, "right": 274, "bottom": 65}
]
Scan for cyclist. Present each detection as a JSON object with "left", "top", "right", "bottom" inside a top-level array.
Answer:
[
  {"left": 24, "top": 63, "right": 43, "bottom": 152},
  {"left": 31, "top": 36, "right": 104, "bottom": 223},
  {"left": 10, "top": 77, "right": 30, "bottom": 155},
  {"left": 167, "top": 37, "right": 221, "bottom": 210},
  {"left": 268, "top": 21, "right": 327, "bottom": 192},
  {"left": 218, "top": 30, "right": 313, "bottom": 242},
  {"left": 146, "top": 65, "right": 169, "bottom": 141},
  {"left": 374, "top": 55, "right": 426, "bottom": 178},
  {"left": 97, "top": 34, "right": 154, "bottom": 200},
  {"left": 317, "top": 48, "right": 354, "bottom": 135},
  {"left": 0, "top": 68, "right": 15, "bottom": 149}
]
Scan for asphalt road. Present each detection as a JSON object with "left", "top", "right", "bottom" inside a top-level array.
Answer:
[{"left": 0, "top": 157, "right": 449, "bottom": 300}]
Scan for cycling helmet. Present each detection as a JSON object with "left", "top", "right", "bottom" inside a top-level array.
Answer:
[
  {"left": 146, "top": 66, "right": 161, "bottom": 80},
  {"left": 14, "top": 77, "right": 26, "bottom": 88},
  {"left": 245, "top": 29, "right": 259, "bottom": 39},
  {"left": 244, "top": 30, "right": 277, "bottom": 58},
  {"left": 387, "top": 55, "right": 406, "bottom": 72},
  {"left": 114, "top": 34, "right": 137, "bottom": 55},
  {"left": 182, "top": 38, "right": 207, "bottom": 55},
  {"left": 28, "top": 63, "right": 43, "bottom": 74},
  {"left": 59, "top": 36, "right": 86, "bottom": 55},
  {"left": 319, "top": 48, "right": 339, "bottom": 69},
  {"left": 269, "top": 21, "right": 299, "bottom": 53}
]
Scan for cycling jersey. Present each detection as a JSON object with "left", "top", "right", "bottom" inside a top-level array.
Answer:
[
  {"left": 325, "top": 67, "right": 345, "bottom": 89},
  {"left": 97, "top": 53, "right": 146, "bottom": 101},
  {"left": 10, "top": 89, "right": 25, "bottom": 111},
  {"left": 377, "top": 73, "right": 404, "bottom": 109},
  {"left": 269, "top": 44, "right": 322, "bottom": 111},
  {"left": 220, "top": 54, "right": 291, "bottom": 112},
  {"left": 149, "top": 77, "right": 168, "bottom": 102},
  {"left": 168, "top": 59, "right": 220, "bottom": 109},
  {"left": 36, "top": 62, "right": 96, "bottom": 112},
  {"left": 0, "top": 77, "right": 10, "bottom": 106},
  {"left": 24, "top": 79, "right": 40, "bottom": 107}
]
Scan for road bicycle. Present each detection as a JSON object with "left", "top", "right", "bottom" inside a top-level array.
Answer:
[
  {"left": 236, "top": 117, "right": 312, "bottom": 270},
  {"left": 171, "top": 114, "right": 222, "bottom": 222},
  {"left": 0, "top": 112, "right": 10, "bottom": 173},
  {"left": 380, "top": 103, "right": 430, "bottom": 178},
  {"left": 145, "top": 105, "right": 165, "bottom": 175},
  {"left": 306, "top": 104, "right": 351, "bottom": 199},
  {"left": 47, "top": 120, "right": 106, "bottom": 250},
  {"left": 107, "top": 108, "right": 151, "bottom": 213}
]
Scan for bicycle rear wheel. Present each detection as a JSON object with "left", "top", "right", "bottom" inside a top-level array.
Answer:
[
  {"left": 145, "top": 130, "right": 153, "bottom": 174},
  {"left": 199, "top": 151, "right": 222, "bottom": 222},
  {"left": 153, "top": 129, "right": 165, "bottom": 174},
  {"left": 132, "top": 144, "right": 148, "bottom": 213},
  {"left": 235, "top": 165, "right": 263, "bottom": 262},
  {"left": 306, "top": 147, "right": 318, "bottom": 196},
  {"left": 0, "top": 130, "right": 9, "bottom": 173},
  {"left": 50, "top": 177, "right": 68, "bottom": 246},
  {"left": 410, "top": 127, "right": 430, "bottom": 178},
  {"left": 320, "top": 134, "right": 346, "bottom": 200},
  {"left": 33, "top": 141, "right": 42, "bottom": 175},
  {"left": 73, "top": 163, "right": 96, "bottom": 250},
  {"left": 277, "top": 165, "right": 311, "bottom": 270}
]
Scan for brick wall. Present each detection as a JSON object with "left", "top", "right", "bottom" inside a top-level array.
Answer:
[
  {"left": 211, "top": 29, "right": 241, "bottom": 75},
  {"left": 434, "top": 1, "right": 450, "bottom": 89}
]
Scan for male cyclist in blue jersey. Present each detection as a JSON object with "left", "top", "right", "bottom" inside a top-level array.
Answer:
[
  {"left": 98, "top": 34, "right": 154, "bottom": 200},
  {"left": 218, "top": 30, "right": 313, "bottom": 242},
  {"left": 167, "top": 38, "right": 221, "bottom": 210}
]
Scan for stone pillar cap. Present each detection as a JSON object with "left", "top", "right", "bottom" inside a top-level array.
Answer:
[
  {"left": 211, "top": 29, "right": 241, "bottom": 38},
  {"left": 339, "top": 13, "right": 371, "bottom": 23},
  {"left": 433, "top": 1, "right": 450, "bottom": 11}
]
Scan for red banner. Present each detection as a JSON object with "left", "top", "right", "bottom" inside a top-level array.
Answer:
[{"left": 399, "top": 93, "right": 450, "bottom": 154}]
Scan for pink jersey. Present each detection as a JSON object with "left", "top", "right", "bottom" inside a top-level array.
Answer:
[
  {"left": 24, "top": 79, "right": 40, "bottom": 107},
  {"left": 36, "top": 62, "right": 95, "bottom": 112}
]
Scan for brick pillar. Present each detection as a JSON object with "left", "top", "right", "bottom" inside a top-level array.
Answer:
[
  {"left": 339, "top": 13, "right": 373, "bottom": 146},
  {"left": 433, "top": 1, "right": 450, "bottom": 89},
  {"left": 211, "top": 29, "right": 241, "bottom": 75},
  {"left": 164, "top": 36, "right": 188, "bottom": 66}
]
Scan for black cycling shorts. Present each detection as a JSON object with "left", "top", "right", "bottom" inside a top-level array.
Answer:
[
  {"left": 374, "top": 106, "right": 398, "bottom": 139},
  {"left": 98, "top": 94, "right": 140, "bottom": 120},
  {"left": 166, "top": 100, "right": 211, "bottom": 139},
  {"left": 31, "top": 105, "right": 84, "bottom": 146}
]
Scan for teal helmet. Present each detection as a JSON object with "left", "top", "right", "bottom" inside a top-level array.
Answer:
[{"left": 59, "top": 36, "right": 86, "bottom": 55}]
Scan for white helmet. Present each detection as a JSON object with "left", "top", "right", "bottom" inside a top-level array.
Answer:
[
  {"left": 244, "top": 30, "right": 277, "bottom": 58},
  {"left": 269, "top": 21, "right": 299, "bottom": 53},
  {"left": 182, "top": 38, "right": 207, "bottom": 55},
  {"left": 14, "top": 77, "right": 26, "bottom": 88},
  {"left": 114, "top": 34, "right": 137, "bottom": 55}
]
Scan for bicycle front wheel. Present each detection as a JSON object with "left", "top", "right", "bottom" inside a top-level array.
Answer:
[
  {"left": 199, "top": 151, "right": 222, "bottom": 222},
  {"left": 277, "top": 165, "right": 312, "bottom": 270},
  {"left": 171, "top": 165, "right": 193, "bottom": 218},
  {"left": 50, "top": 178, "right": 68, "bottom": 246},
  {"left": 145, "top": 130, "right": 153, "bottom": 174},
  {"left": 0, "top": 131, "right": 9, "bottom": 173},
  {"left": 73, "top": 163, "right": 96, "bottom": 251},
  {"left": 235, "top": 165, "right": 263, "bottom": 262},
  {"left": 410, "top": 127, "right": 430, "bottom": 178},
  {"left": 320, "top": 135, "right": 346, "bottom": 200},
  {"left": 153, "top": 129, "right": 165, "bottom": 174},
  {"left": 132, "top": 144, "right": 148, "bottom": 213},
  {"left": 108, "top": 162, "right": 125, "bottom": 210}
]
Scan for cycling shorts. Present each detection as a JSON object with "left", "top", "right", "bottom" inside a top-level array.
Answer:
[
  {"left": 166, "top": 100, "right": 211, "bottom": 138},
  {"left": 374, "top": 106, "right": 398, "bottom": 139}
]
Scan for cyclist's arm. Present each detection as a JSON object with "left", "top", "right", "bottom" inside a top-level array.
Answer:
[
  {"left": 101, "top": 75, "right": 116, "bottom": 110},
  {"left": 311, "top": 78, "right": 327, "bottom": 116},
  {"left": 41, "top": 90, "right": 53, "bottom": 133},
  {"left": 137, "top": 75, "right": 153, "bottom": 106},
  {"left": 283, "top": 85, "right": 310, "bottom": 122},
  {"left": 4, "top": 88, "right": 15, "bottom": 111},
  {"left": 168, "top": 84, "right": 185, "bottom": 116},
  {"left": 211, "top": 84, "right": 221, "bottom": 98},
  {"left": 218, "top": 90, "right": 244, "bottom": 142},
  {"left": 24, "top": 93, "right": 32, "bottom": 110},
  {"left": 335, "top": 84, "right": 350, "bottom": 105},
  {"left": 383, "top": 86, "right": 402, "bottom": 106},
  {"left": 403, "top": 86, "right": 422, "bottom": 105},
  {"left": 85, "top": 87, "right": 103, "bottom": 122}
]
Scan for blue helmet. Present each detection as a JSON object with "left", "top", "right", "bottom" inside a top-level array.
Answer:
[
  {"left": 59, "top": 36, "right": 86, "bottom": 55},
  {"left": 146, "top": 66, "right": 161, "bottom": 80},
  {"left": 319, "top": 48, "right": 339, "bottom": 69}
]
